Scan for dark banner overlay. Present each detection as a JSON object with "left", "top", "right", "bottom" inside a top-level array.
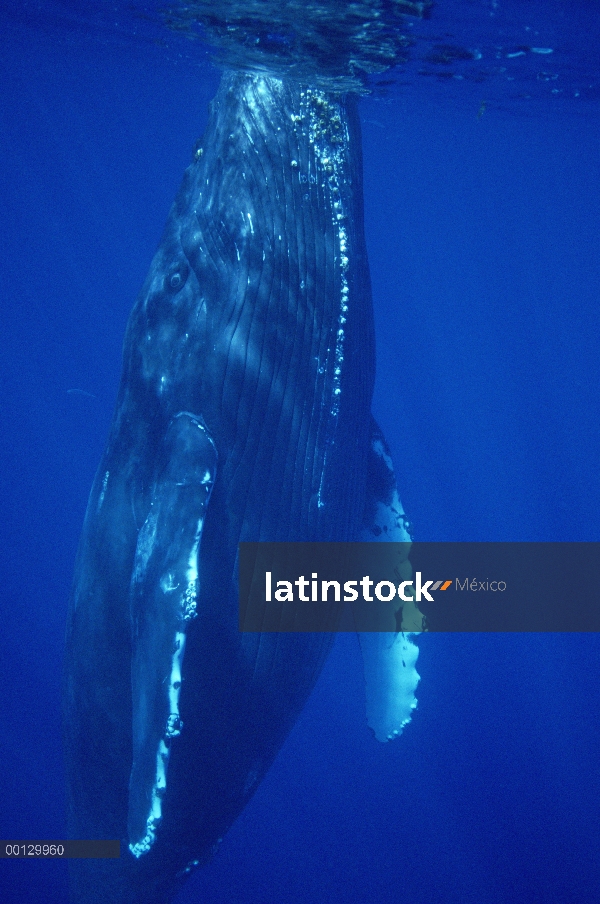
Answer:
[
  {"left": 239, "top": 542, "right": 600, "bottom": 632},
  {"left": 1, "top": 841, "right": 120, "bottom": 858}
]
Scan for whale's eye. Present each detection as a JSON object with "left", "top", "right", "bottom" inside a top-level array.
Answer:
[{"left": 165, "top": 263, "right": 189, "bottom": 293}]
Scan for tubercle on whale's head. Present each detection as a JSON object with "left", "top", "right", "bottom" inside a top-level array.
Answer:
[{"left": 228, "top": 74, "right": 370, "bottom": 422}]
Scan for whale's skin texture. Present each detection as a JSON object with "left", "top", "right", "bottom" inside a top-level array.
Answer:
[{"left": 64, "top": 72, "right": 377, "bottom": 903}]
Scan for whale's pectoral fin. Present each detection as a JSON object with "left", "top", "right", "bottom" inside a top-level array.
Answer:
[
  {"left": 358, "top": 418, "right": 422, "bottom": 742},
  {"left": 359, "top": 629, "right": 421, "bottom": 742},
  {"left": 127, "top": 412, "right": 217, "bottom": 857}
]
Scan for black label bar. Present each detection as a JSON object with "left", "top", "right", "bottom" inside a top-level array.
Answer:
[
  {"left": 239, "top": 542, "right": 600, "bottom": 632},
  {"left": 1, "top": 840, "right": 120, "bottom": 858}
]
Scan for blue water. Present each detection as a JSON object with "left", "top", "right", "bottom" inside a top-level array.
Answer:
[{"left": 1, "top": 3, "right": 599, "bottom": 902}]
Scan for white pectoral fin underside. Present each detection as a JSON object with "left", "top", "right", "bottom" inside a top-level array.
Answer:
[
  {"left": 358, "top": 631, "right": 420, "bottom": 742},
  {"left": 128, "top": 413, "right": 217, "bottom": 857},
  {"left": 359, "top": 418, "right": 422, "bottom": 742}
]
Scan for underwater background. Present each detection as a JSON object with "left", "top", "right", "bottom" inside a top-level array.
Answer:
[{"left": 1, "top": 1, "right": 599, "bottom": 901}]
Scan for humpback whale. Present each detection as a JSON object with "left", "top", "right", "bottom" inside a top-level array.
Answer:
[{"left": 64, "top": 14, "right": 422, "bottom": 902}]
